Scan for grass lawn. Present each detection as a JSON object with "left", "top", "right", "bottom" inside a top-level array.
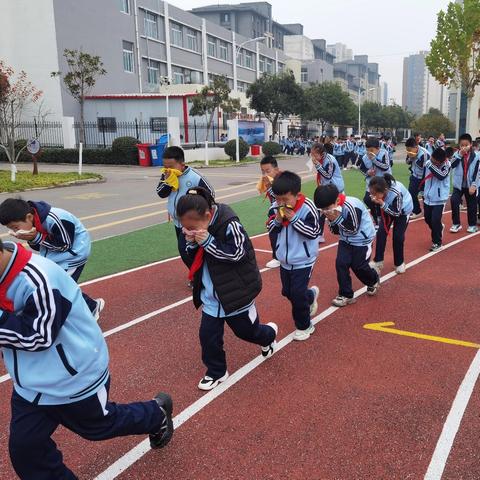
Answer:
[
  {"left": 187, "top": 156, "right": 259, "bottom": 168},
  {"left": 81, "top": 163, "right": 410, "bottom": 281},
  {"left": 0, "top": 171, "right": 102, "bottom": 193}
]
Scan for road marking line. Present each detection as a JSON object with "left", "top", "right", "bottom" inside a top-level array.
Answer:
[
  {"left": 364, "top": 322, "right": 480, "bottom": 349},
  {"left": 254, "top": 248, "right": 272, "bottom": 254},
  {"left": 424, "top": 350, "right": 480, "bottom": 480},
  {"left": 94, "top": 230, "right": 480, "bottom": 480}
]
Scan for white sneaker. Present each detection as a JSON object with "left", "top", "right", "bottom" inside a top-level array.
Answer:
[
  {"left": 369, "top": 260, "right": 384, "bottom": 273},
  {"left": 266, "top": 259, "right": 281, "bottom": 269},
  {"left": 395, "top": 263, "right": 406, "bottom": 274},
  {"left": 261, "top": 322, "right": 278, "bottom": 359},
  {"left": 460, "top": 205, "right": 467, "bottom": 211},
  {"left": 410, "top": 212, "right": 422, "bottom": 219},
  {"left": 449, "top": 224, "right": 462, "bottom": 233},
  {"left": 293, "top": 323, "right": 315, "bottom": 341},
  {"left": 318, "top": 235, "right": 325, "bottom": 244},
  {"left": 467, "top": 225, "right": 478, "bottom": 233},
  {"left": 332, "top": 295, "right": 356, "bottom": 307},
  {"left": 93, "top": 298, "right": 105, "bottom": 322},
  {"left": 309, "top": 286, "right": 320, "bottom": 316},
  {"left": 198, "top": 371, "right": 229, "bottom": 391},
  {"left": 366, "top": 281, "right": 380, "bottom": 296}
]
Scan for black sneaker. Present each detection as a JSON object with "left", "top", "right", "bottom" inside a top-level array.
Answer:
[
  {"left": 366, "top": 281, "right": 380, "bottom": 296},
  {"left": 187, "top": 280, "right": 194, "bottom": 289},
  {"left": 149, "top": 392, "right": 174, "bottom": 449},
  {"left": 430, "top": 243, "right": 441, "bottom": 252}
]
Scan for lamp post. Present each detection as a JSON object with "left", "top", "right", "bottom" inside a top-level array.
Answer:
[
  {"left": 358, "top": 86, "right": 376, "bottom": 135},
  {"left": 160, "top": 76, "right": 171, "bottom": 146}
]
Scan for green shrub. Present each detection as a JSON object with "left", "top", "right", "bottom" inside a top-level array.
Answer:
[
  {"left": 224, "top": 138, "right": 249, "bottom": 160},
  {"left": 112, "top": 136, "right": 139, "bottom": 151},
  {"left": 262, "top": 141, "right": 282, "bottom": 156}
]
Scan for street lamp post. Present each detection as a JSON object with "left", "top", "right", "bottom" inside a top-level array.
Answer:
[{"left": 160, "top": 76, "right": 171, "bottom": 145}]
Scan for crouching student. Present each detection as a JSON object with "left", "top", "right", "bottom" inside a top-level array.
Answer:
[
  {"left": 0, "top": 240, "right": 173, "bottom": 480},
  {"left": 368, "top": 174, "right": 413, "bottom": 275},
  {"left": 156, "top": 146, "right": 215, "bottom": 284},
  {"left": 257, "top": 156, "right": 282, "bottom": 268},
  {"left": 268, "top": 171, "right": 320, "bottom": 341},
  {"left": 314, "top": 184, "right": 380, "bottom": 307},
  {"left": 421, "top": 148, "right": 452, "bottom": 251},
  {"left": 449, "top": 133, "right": 480, "bottom": 234},
  {"left": 311, "top": 142, "right": 345, "bottom": 243},
  {"left": 177, "top": 187, "right": 277, "bottom": 391},
  {"left": 0, "top": 199, "right": 104, "bottom": 320},
  {"left": 405, "top": 137, "right": 430, "bottom": 219}
]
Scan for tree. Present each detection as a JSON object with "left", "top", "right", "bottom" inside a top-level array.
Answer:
[
  {"left": 246, "top": 71, "right": 305, "bottom": 137},
  {"left": 303, "top": 82, "right": 356, "bottom": 134},
  {"left": 189, "top": 75, "right": 240, "bottom": 142},
  {"left": 52, "top": 49, "right": 106, "bottom": 144},
  {"left": 380, "top": 104, "right": 414, "bottom": 137},
  {"left": 0, "top": 61, "right": 44, "bottom": 182},
  {"left": 360, "top": 101, "right": 384, "bottom": 132},
  {"left": 411, "top": 108, "right": 455, "bottom": 137},
  {"left": 426, "top": 0, "right": 480, "bottom": 98}
]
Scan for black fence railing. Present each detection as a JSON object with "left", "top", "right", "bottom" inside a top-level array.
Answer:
[
  {"left": 0, "top": 121, "right": 64, "bottom": 148},
  {"left": 184, "top": 122, "right": 224, "bottom": 147}
]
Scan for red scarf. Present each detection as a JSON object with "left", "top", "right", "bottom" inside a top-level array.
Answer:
[
  {"left": 338, "top": 193, "right": 346, "bottom": 206},
  {"left": 282, "top": 194, "right": 306, "bottom": 227},
  {"left": 463, "top": 152, "right": 469, "bottom": 181},
  {"left": 188, "top": 247, "right": 204, "bottom": 281},
  {"left": 0, "top": 244, "right": 32, "bottom": 312},
  {"left": 419, "top": 173, "right": 434, "bottom": 189},
  {"left": 380, "top": 208, "right": 393, "bottom": 237},
  {"left": 32, "top": 208, "right": 48, "bottom": 241}
]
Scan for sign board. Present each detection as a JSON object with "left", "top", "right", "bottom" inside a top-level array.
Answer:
[
  {"left": 238, "top": 121, "right": 266, "bottom": 145},
  {"left": 27, "top": 138, "right": 41, "bottom": 155}
]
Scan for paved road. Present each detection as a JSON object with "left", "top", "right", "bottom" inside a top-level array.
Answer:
[{"left": 0, "top": 147, "right": 406, "bottom": 241}]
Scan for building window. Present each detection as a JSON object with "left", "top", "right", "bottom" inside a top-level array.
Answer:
[
  {"left": 278, "top": 63, "right": 284, "bottom": 72},
  {"left": 144, "top": 11, "right": 158, "bottom": 39},
  {"left": 97, "top": 117, "right": 117, "bottom": 133},
  {"left": 259, "top": 56, "right": 265, "bottom": 73},
  {"left": 301, "top": 67, "right": 308, "bottom": 83},
  {"left": 219, "top": 41, "right": 228, "bottom": 61},
  {"left": 170, "top": 22, "right": 183, "bottom": 47},
  {"left": 119, "top": 0, "right": 130, "bottom": 14},
  {"left": 186, "top": 29, "right": 198, "bottom": 52},
  {"left": 221, "top": 13, "right": 230, "bottom": 23},
  {"left": 172, "top": 66, "right": 203, "bottom": 85},
  {"left": 237, "top": 81, "right": 249, "bottom": 93},
  {"left": 245, "top": 51, "right": 253, "bottom": 69},
  {"left": 122, "top": 41, "right": 134, "bottom": 73},
  {"left": 236, "top": 50, "right": 244, "bottom": 66},
  {"left": 207, "top": 37, "right": 217, "bottom": 57},
  {"left": 265, "top": 58, "right": 273, "bottom": 74},
  {"left": 147, "top": 60, "right": 160, "bottom": 84}
]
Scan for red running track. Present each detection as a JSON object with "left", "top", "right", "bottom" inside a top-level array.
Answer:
[{"left": 0, "top": 210, "right": 479, "bottom": 479}]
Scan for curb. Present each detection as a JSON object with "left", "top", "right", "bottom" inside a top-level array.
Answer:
[{"left": 3, "top": 176, "right": 106, "bottom": 194}]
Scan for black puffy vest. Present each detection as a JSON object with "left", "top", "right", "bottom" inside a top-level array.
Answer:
[{"left": 192, "top": 204, "right": 262, "bottom": 315}]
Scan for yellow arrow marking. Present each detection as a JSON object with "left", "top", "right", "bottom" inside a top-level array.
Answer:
[{"left": 363, "top": 322, "right": 480, "bottom": 349}]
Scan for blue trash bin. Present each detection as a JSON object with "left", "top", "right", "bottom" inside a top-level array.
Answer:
[{"left": 150, "top": 134, "right": 170, "bottom": 166}]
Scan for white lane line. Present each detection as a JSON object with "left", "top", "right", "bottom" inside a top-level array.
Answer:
[
  {"left": 94, "top": 229, "right": 480, "bottom": 480},
  {"left": 254, "top": 248, "right": 272, "bottom": 254},
  {"left": 424, "top": 350, "right": 480, "bottom": 480}
]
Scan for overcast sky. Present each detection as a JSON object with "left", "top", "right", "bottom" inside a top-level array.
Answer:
[{"left": 173, "top": 0, "right": 451, "bottom": 104}]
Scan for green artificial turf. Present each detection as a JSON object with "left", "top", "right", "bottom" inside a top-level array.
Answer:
[{"left": 81, "top": 163, "right": 410, "bottom": 281}]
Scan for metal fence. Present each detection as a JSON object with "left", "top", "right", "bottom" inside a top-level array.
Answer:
[
  {"left": 0, "top": 121, "right": 64, "bottom": 148},
  {"left": 184, "top": 122, "right": 224, "bottom": 147}
]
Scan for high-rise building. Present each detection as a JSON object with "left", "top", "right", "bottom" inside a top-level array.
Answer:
[
  {"left": 402, "top": 51, "right": 448, "bottom": 117},
  {"left": 326, "top": 42, "right": 353, "bottom": 63},
  {"left": 381, "top": 82, "right": 389, "bottom": 106}
]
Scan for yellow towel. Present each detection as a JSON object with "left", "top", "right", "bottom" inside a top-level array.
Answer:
[
  {"left": 257, "top": 175, "right": 274, "bottom": 194},
  {"left": 161, "top": 168, "right": 183, "bottom": 191}
]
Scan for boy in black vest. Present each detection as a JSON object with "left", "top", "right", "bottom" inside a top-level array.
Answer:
[{"left": 177, "top": 187, "right": 277, "bottom": 391}]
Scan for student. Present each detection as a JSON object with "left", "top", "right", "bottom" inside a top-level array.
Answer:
[
  {"left": 368, "top": 174, "right": 413, "bottom": 274},
  {"left": 177, "top": 187, "right": 277, "bottom": 391},
  {"left": 333, "top": 138, "right": 345, "bottom": 170},
  {"left": 344, "top": 135, "right": 356, "bottom": 170},
  {"left": 414, "top": 132, "right": 424, "bottom": 147},
  {"left": 156, "top": 146, "right": 215, "bottom": 278},
  {"left": 354, "top": 136, "right": 367, "bottom": 167},
  {"left": 436, "top": 133, "right": 446, "bottom": 149},
  {"left": 405, "top": 136, "right": 431, "bottom": 219},
  {"left": 449, "top": 133, "right": 480, "bottom": 234},
  {"left": 258, "top": 156, "right": 282, "bottom": 268},
  {"left": 425, "top": 136, "right": 435, "bottom": 155},
  {"left": 0, "top": 198, "right": 104, "bottom": 319},
  {"left": 268, "top": 171, "right": 320, "bottom": 341},
  {"left": 421, "top": 148, "right": 452, "bottom": 251},
  {"left": 0, "top": 240, "right": 173, "bottom": 479},
  {"left": 311, "top": 142, "right": 345, "bottom": 243},
  {"left": 359, "top": 138, "right": 392, "bottom": 223},
  {"left": 314, "top": 184, "right": 379, "bottom": 307}
]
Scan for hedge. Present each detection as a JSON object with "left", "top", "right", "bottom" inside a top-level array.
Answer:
[
  {"left": 0, "top": 147, "right": 139, "bottom": 165},
  {"left": 262, "top": 141, "right": 282, "bottom": 156},
  {"left": 224, "top": 138, "right": 249, "bottom": 160}
]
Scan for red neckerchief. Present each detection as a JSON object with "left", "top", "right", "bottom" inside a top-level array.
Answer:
[
  {"left": 419, "top": 173, "right": 434, "bottom": 188},
  {"left": 282, "top": 194, "right": 306, "bottom": 227},
  {"left": 187, "top": 210, "right": 214, "bottom": 281},
  {"left": 462, "top": 152, "right": 469, "bottom": 181},
  {"left": 380, "top": 208, "right": 393, "bottom": 237},
  {"left": 338, "top": 193, "right": 346, "bottom": 206},
  {"left": 315, "top": 156, "right": 325, "bottom": 186},
  {"left": 32, "top": 208, "right": 48, "bottom": 241},
  {"left": 0, "top": 243, "right": 33, "bottom": 312}
]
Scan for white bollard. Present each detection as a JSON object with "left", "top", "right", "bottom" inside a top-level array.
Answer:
[
  {"left": 204, "top": 141, "right": 209, "bottom": 166},
  {"left": 78, "top": 142, "right": 83, "bottom": 176}
]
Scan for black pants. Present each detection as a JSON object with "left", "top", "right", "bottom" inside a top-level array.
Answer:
[
  {"left": 280, "top": 266, "right": 315, "bottom": 330},
  {"left": 363, "top": 191, "right": 380, "bottom": 225},
  {"left": 408, "top": 175, "right": 422, "bottom": 215},
  {"left": 451, "top": 187, "right": 478, "bottom": 227},
  {"left": 200, "top": 307, "right": 276, "bottom": 379},
  {"left": 374, "top": 214, "right": 409, "bottom": 266},
  {"left": 336, "top": 241, "right": 378, "bottom": 298},
  {"left": 424, "top": 204, "right": 444, "bottom": 245},
  {"left": 68, "top": 265, "right": 97, "bottom": 313},
  {"left": 335, "top": 155, "right": 345, "bottom": 168},
  {"left": 175, "top": 226, "right": 193, "bottom": 269},
  {"left": 9, "top": 379, "right": 163, "bottom": 480}
]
